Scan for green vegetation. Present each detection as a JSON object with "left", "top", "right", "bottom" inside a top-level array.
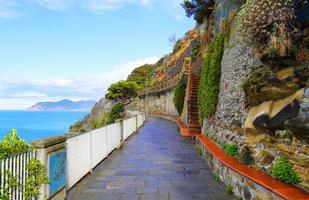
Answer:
[
  {"left": 69, "top": 121, "right": 83, "bottom": 133},
  {"left": 91, "top": 103, "right": 124, "bottom": 130},
  {"left": 198, "top": 33, "right": 225, "bottom": 124},
  {"left": 105, "top": 80, "right": 141, "bottom": 105},
  {"left": 173, "top": 82, "right": 186, "bottom": 115},
  {"left": 181, "top": 0, "right": 214, "bottom": 24},
  {"left": 213, "top": 173, "right": 221, "bottom": 182},
  {"left": 172, "top": 39, "right": 182, "bottom": 54},
  {"left": 271, "top": 157, "right": 301, "bottom": 185},
  {"left": 24, "top": 160, "right": 49, "bottom": 200},
  {"left": 255, "top": 165, "right": 263, "bottom": 171},
  {"left": 226, "top": 184, "right": 233, "bottom": 195},
  {"left": 127, "top": 64, "right": 155, "bottom": 87},
  {"left": 0, "top": 130, "right": 49, "bottom": 200},
  {"left": 242, "top": 67, "right": 272, "bottom": 94},
  {"left": 195, "top": 145, "right": 203, "bottom": 155},
  {"left": 0, "top": 129, "right": 32, "bottom": 159},
  {"left": 190, "top": 44, "right": 201, "bottom": 61},
  {"left": 222, "top": 143, "right": 239, "bottom": 157},
  {"left": 110, "top": 103, "right": 125, "bottom": 120},
  {"left": 236, "top": 0, "right": 303, "bottom": 57}
]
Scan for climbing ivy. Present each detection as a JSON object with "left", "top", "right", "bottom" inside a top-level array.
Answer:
[
  {"left": 173, "top": 82, "right": 187, "bottom": 115},
  {"left": 198, "top": 33, "right": 225, "bottom": 124}
]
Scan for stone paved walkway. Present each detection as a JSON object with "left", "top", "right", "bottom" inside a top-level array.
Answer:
[{"left": 68, "top": 117, "right": 235, "bottom": 200}]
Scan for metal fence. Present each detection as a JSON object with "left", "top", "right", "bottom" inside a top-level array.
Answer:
[{"left": 0, "top": 151, "right": 35, "bottom": 200}]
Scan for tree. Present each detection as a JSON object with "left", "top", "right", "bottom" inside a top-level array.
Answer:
[
  {"left": 181, "top": 0, "right": 214, "bottom": 24},
  {"left": 105, "top": 80, "right": 141, "bottom": 105}
]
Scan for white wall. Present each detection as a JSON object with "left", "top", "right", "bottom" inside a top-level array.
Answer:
[
  {"left": 67, "top": 113, "right": 145, "bottom": 189},
  {"left": 123, "top": 117, "right": 137, "bottom": 140}
]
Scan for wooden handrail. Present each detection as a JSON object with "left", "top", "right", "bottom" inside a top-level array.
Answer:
[{"left": 141, "top": 59, "right": 190, "bottom": 95}]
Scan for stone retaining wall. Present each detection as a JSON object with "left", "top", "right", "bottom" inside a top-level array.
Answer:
[
  {"left": 128, "top": 89, "right": 178, "bottom": 118},
  {"left": 197, "top": 138, "right": 284, "bottom": 200}
]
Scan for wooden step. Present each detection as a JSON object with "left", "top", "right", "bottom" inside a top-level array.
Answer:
[
  {"left": 189, "top": 115, "right": 199, "bottom": 120},
  {"left": 189, "top": 129, "right": 201, "bottom": 133},
  {"left": 189, "top": 120, "right": 199, "bottom": 124},
  {"left": 189, "top": 124, "right": 200, "bottom": 128}
]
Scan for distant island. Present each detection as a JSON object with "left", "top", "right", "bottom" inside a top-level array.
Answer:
[{"left": 27, "top": 99, "right": 96, "bottom": 111}]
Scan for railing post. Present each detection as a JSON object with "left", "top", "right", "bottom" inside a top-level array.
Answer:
[
  {"left": 32, "top": 136, "right": 67, "bottom": 200},
  {"left": 135, "top": 115, "right": 138, "bottom": 129},
  {"left": 116, "top": 120, "right": 124, "bottom": 148}
]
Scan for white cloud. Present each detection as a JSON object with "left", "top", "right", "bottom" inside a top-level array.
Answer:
[
  {"left": 0, "top": 56, "right": 159, "bottom": 109},
  {"left": 0, "top": 0, "right": 20, "bottom": 19},
  {"left": 0, "top": 0, "right": 185, "bottom": 19},
  {"left": 10, "top": 91, "right": 47, "bottom": 98},
  {"left": 31, "top": 0, "right": 72, "bottom": 10}
]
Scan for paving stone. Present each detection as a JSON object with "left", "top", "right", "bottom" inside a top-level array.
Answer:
[
  {"left": 140, "top": 193, "right": 169, "bottom": 200},
  {"left": 120, "top": 194, "right": 141, "bottom": 200},
  {"left": 68, "top": 117, "right": 235, "bottom": 200},
  {"left": 136, "top": 187, "right": 158, "bottom": 194},
  {"left": 90, "top": 193, "right": 121, "bottom": 200}
]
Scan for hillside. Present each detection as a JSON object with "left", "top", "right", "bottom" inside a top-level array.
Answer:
[
  {"left": 27, "top": 99, "right": 95, "bottom": 111},
  {"left": 70, "top": 0, "right": 309, "bottom": 196}
]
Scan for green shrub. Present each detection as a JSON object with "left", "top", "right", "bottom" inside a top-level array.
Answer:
[
  {"left": 90, "top": 117, "right": 102, "bottom": 129},
  {"left": 110, "top": 103, "right": 124, "bottom": 120},
  {"left": 190, "top": 45, "right": 201, "bottom": 61},
  {"left": 213, "top": 173, "right": 221, "bottom": 182},
  {"left": 226, "top": 184, "right": 233, "bottom": 195},
  {"left": 271, "top": 157, "right": 301, "bottom": 185},
  {"left": 222, "top": 143, "right": 239, "bottom": 157},
  {"left": 173, "top": 82, "right": 186, "bottom": 115},
  {"left": 0, "top": 131, "right": 49, "bottom": 200},
  {"left": 0, "top": 129, "right": 32, "bottom": 159},
  {"left": 69, "top": 121, "right": 82, "bottom": 133},
  {"left": 242, "top": 67, "right": 272, "bottom": 94},
  {"left": 90, "top": 103, "right": 124, "bottom": 130},
  {"left": 195, "top": 145, "right": 203, "bottom": 155},
  {"left": 79, "top": 128, "right": 87, "bottom": 133},
  {"left": 24, "top": 159, "right": 49, "bottom": 200},
  {"left": 198, "top": 33, "right": 225, "bottom": 124}
]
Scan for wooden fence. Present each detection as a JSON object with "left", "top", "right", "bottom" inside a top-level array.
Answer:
[{"left": 0, "top": 151, "right": 35, "bottom": 200}]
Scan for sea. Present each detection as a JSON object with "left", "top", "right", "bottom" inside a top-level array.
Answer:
[{"left": 0, "top": 110, "right": 87, "bottom": 142}]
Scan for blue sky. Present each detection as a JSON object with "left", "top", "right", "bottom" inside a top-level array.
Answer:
[{"left": 0, "top": 0, "right": 195, "bottom": 109}]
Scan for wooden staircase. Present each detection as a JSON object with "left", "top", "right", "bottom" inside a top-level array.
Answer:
[{"left": 187, "top": 59, "right": 201, "bottom": 136}]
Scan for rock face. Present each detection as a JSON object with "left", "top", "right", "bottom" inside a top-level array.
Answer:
[
  {"left": 70, "top": 98, "right": 114, "bottom": 132},
  {"left": 243, "top": 65, "right": 308, "bottom": 107},
  {"left": 245, "top": 89, "right": 304, "bottom": 135}
]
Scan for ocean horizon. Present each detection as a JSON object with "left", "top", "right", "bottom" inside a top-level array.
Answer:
[{"left": 0, "top": 110, "right": 88, "bottom": 142}]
